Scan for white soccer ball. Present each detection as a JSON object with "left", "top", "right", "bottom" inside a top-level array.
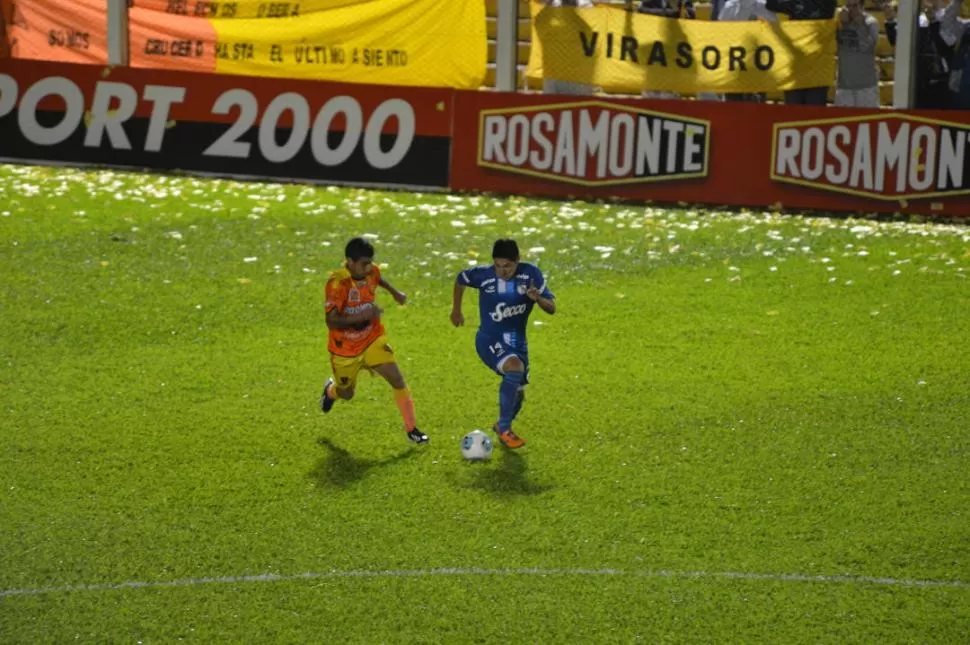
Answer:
[{"left": 461, "top": 429, "right": 493, "bottom": 461}]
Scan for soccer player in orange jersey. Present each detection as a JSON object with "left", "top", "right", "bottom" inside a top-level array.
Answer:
[{"left": 319, "top": 237, "right": 428, "bottom": 444}]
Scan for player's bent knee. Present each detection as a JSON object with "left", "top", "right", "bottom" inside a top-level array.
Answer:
[
  {"left": 375, "top": 363, "right": 406, "bottom": 389},
  {"left": 386, "top": 369, "right": 407, "bottom": 390},
  {"left": 502, "top": 357, "right": 525, "bottom": 373}
]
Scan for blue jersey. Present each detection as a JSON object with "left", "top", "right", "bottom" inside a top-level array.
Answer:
[{"left": 457, "top": 262, "right": 554, "bottom": 350}]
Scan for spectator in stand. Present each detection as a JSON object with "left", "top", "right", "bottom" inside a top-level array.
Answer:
[
  {"left": 926, "top": 0, "right": 962, "bottom": 47},
  {"left": 765, "top": 0, "right": 838, "bottom": 104},
  {"left": 937, "top": 0, "right": 970, "bottom": 107},
  {"left": 635, "top": 0, "right": 696, "bottom": 24},
  {"left": 717, "top": 0, "right": 779, "bottom": 101},
  {"left": 693, "top": 0, "right": 728, "bottom": 102},
  {"left": 634, "top": 0, "right": 696, "bottom": 99},
  {"left": 883, "top": 0, "right": 953, "bottom": 108},
  {"left": 834, "top": 0, "right": 882, "bottom": 106},
  {"left": 637, "top": 0, "right": 697, "bottom": 20},
  {"left": 543, "top": 0, "right": 596, "bottom": 96}
]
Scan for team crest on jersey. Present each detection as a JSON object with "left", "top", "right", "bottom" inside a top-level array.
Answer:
[
  {"left": 516, "top": 283, "right": 527, "bottom": 295},
  {"left": 348, "top": 288, "right": 360, "bottom": 303}
]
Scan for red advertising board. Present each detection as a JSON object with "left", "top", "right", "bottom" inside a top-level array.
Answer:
[
  {"left": 450, "top": 91, "right": 970, "bottom": 219},
  {"left": 0, "top": 59, "right": 453, "bottom": 187},
  {"left": 2, "top": 59, "right": 969, "bottom": 219}
]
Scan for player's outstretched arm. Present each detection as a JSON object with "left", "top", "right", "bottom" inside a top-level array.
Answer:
[
  {"left": 379, "top": 277, "right": 407, "bottom": 306},
  {"left": 450, "top": 282, "right": 466, "bottom": 327}
]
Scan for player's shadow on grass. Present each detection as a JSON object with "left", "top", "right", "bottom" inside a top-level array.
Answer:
[
  {"left": 310, "top": 437, "right": 416, "bottom": 489},
  {"left": 461, "top": 450, "right": 553, "bottom": 497}
]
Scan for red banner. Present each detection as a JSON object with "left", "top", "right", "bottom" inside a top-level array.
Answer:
[
  {"left": 450, "top": 92, "right": 970, "bottom": 218},
  {"left": 1, "top": 0, "right": 12, "bottom": 59},
  {"left": 0, "top": 0, "right": 109, "bottom": 65}
]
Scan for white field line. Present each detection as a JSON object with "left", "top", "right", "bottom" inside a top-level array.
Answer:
[{"left": 1, "top": 567, "right": 967, "bottom": 599}]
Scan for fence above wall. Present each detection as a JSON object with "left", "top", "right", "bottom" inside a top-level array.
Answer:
[{"left": 5, "top": 0, "right": 969, "bottom": 109}]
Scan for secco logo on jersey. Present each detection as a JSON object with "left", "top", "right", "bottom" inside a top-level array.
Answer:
[
  {"left": 490, "top": 302, "right": 528, "bottom": 323},
  {"left": 478, "top": 101, "right": 710, "bottom": 187},
  {"left": 771, "top": 114, "right": 970, "bottom": 201}
]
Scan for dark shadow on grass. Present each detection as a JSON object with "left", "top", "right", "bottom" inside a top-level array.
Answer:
[
  {"left": 461, "top": 449, "right": 554, "bottom": 497},
  {"left": 310, "top": 437, "right": 418, "bottom": 489}
]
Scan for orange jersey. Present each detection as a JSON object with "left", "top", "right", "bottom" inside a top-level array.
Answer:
[{"left": 324, "top": 264, "right": 385, "bottom": 357}]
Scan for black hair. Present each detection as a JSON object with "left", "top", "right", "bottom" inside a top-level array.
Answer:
[
  {"left": 345, "top": 237, "right": 375, "bottom": 261},
  {"left": 492, "top": 238, "right": 520, "bottom": 261}
]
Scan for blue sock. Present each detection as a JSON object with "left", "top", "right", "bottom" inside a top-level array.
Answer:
[
  {"left": 512, "top": 387, "right": 525, "bottom": 420},
  {"left": 498, "top": 371, "right": 525, "bottom": 432}
]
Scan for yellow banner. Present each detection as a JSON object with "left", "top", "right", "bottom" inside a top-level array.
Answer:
[
  {"left": 133, "top": 0, "right": 371, "bottom": 18},
  {"left": 526, "top": 2, "right": 837, "bottom": 94},
  {"left": 129, "top": 0, "right": 487, "bottom": 89}
]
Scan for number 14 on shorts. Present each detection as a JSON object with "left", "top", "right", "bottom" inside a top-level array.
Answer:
[{"left": 489, "top": 342, "right": 505, "bottom": 357}]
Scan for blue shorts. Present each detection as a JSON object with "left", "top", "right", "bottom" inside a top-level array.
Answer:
[{"left": 475, "top": 332, "right": 530, "bottom": 384}]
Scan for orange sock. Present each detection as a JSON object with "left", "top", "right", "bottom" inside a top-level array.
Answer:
[
  {"left": 326, "top": 382, "right": 337, "bottom": 400},
  {"left": 393, "top": 386, "right": 416, "bottom": 431}
]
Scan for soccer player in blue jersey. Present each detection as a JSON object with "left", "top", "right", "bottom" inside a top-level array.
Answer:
[{"left": 450, "top": 239, "right": 556, "bottom": 448}]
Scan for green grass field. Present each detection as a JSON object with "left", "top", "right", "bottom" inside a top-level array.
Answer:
[{"left": 1, "top": 163, "right": 968, "bottom": 644}]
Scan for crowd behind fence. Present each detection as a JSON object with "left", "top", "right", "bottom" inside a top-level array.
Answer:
[{"left": 490, "top": 0, "right": 970, "bottom": 109}]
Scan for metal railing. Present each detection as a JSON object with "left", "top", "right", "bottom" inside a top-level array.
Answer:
[{"left": 19, "top": 0, "right": 953, "bottom": 109}]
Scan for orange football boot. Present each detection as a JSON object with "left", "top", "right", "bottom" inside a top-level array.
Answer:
[{"left": 493, "top": 424, "right": 525, "bottom": 449}]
